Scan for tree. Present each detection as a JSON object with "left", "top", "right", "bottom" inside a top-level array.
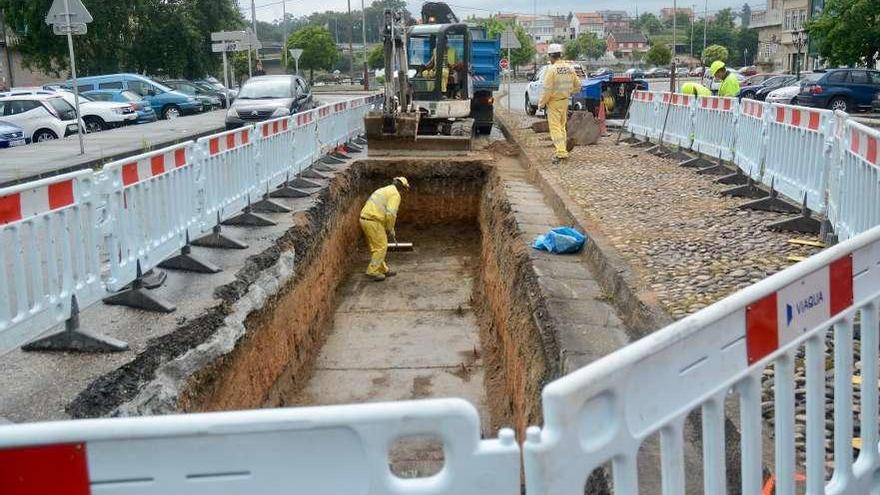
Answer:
[
  {"left": 634, "top": 13, "right": 663, "bottom": 35},
  {"left": 0, "top": 0, "right": 244, "bottom": 78},
  {"left": 576, "top": 32, "right": 607, "bottom": 59},
  {"left": 807, "top": 0, "right": 880, "bottom": 66},
  {"left": 482, "top": 18, "right": 535, "bottom": 74},
  {"left": 286, "top": 25, "right": 338, "bottom": 83},
  {"left": 564, "top": 40, "right": 580, "bottom": 60},
  {"left": 703, "top": 44, "right": 729, "bottom": 64},
  {"left": 367, "top": 45, "right": 385, "bottom": 69},
  {"left": 646, "top": 44, "right": 672, "bottom": 66}
]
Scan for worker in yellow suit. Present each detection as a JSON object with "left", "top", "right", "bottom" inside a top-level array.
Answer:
[
  {"left": 360, "top": 177, "right": 410, "bottom": 281},
  {"left": 538, "top": 44, "right": 581, "bottom": 164},
  {"left": 423, "top": 46, "right": 456, "bottom": 94},
  {"left": 681, "top": 81, "right": 712, "bottom": 97},
  {"left": 710, "top": 61, "right": 741, "bottom": 97}
]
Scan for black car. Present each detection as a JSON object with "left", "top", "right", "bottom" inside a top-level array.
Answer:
[
  {"left": 163, "top": 79, "right": 224, "bottom": 111},
  {"left": 750, "top": 75, "right": 798, "bottom": 101},
  {"left": 225, "top": 75, "right": 314, "bottom": 130},
  {"left": 873, "top": 91, "right": 880, "bottom": 113}
]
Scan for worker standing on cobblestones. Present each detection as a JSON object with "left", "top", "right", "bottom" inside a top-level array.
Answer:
[
  {"left": 539, "top": 43, "right": 580, "bottom": 165},
  {"left": 360, "top": 177, "right": 410, "bottom": 282},
  {"left": 710, "top": 61, "right": 740, "bottom": 97}
]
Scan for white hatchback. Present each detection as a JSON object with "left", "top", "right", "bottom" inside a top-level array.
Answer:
[
  {"left": 1, "top": 88, "right": 136, "bottom": 132},
  {"left": 0, "top": 95, "right": 82, "bottom": 143}
]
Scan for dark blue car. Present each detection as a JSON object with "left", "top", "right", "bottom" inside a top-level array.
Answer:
[
  {"left": 0, "top": 120, "right": 29, "bottom": 148},
  {"left": 797, "top": 68, "right": 880, "bottom": 113},
  {"left": 82, "top": 89, "right": 158, "bottom": 124}
]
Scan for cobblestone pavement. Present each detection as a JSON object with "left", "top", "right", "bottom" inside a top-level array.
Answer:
[{"left": 501, "top": 111, "right": 821, "bottom": 319}]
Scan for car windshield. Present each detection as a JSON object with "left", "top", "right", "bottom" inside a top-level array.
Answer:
[
  {"left": 45, "top": 97, "right": 77, "bottom": 119},
  {"left": 120, "top": 90, "right": 142, "bottom": 102},
  {"left": 763, "top": 76, "right": 790, "bottom": 87},
  {"left": 193, "top": 82, "right": 215, "bottom": 92},
  {"left": 236, "top": 78, "right": 291, "bottom": 99}
]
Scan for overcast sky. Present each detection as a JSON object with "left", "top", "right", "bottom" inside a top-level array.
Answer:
[{"left": 238, "top": 0, "right": 759, "bottom": 24}]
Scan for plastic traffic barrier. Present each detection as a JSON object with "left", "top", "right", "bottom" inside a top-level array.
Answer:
[
  {"left": 734, "top": 99, "right": 768, "bottom": 180},
  {"left": 691, "top": 96, "right": 737, "bottom": 162},
  {"left": 658, "top": 93, "right": 694, "bottom": 149},
  {"left": 626, "top": 90, "right": 660, "bottom": 140},
  {"left": 195, "top": 126, "right": 256, "bottom": 229},
  {"left": 828, "top": 119, "right": 880, "bottom": 242}
]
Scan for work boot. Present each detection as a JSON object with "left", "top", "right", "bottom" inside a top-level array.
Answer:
[
  {"left": 552, "top": 156, "right": 566, "bottom": 165},
  {"left": 384, "top": 270, "right": 397, "bottom": 277},
  {"left": 366, "top": 273, "right": 386, "bottom": 282}
]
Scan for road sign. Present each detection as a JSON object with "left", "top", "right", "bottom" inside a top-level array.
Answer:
[
  {"left": 211, "top": 30, "right": 247, "bottom": 42},
  {"left": 500, "top": 58, "right": 509, "bottom": 70},
  {"left": 212, "top": 41, "right": 243, "bottom": 53},
  {"left": 500, "top": 27, "right": 521, "bottom": 50},
  {"left": 289, "top": 48, "right": 304, "bottom": 75}
]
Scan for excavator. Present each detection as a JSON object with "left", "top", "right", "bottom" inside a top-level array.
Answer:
[{"left": 364, "top": 3, "right": 500, "bottom": 154}]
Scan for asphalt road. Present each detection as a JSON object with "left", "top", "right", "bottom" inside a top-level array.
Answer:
[{"left": 0, "top": 93, "right": 360, "bottom": 188}]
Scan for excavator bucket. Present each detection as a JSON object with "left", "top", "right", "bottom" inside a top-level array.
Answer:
[{"left": 364, "top": 111, "right": 473, "bottom": 156}]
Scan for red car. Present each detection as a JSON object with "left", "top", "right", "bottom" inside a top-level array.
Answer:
[{"left": 738, "top": 66, "right": 759, "bottom": 77}]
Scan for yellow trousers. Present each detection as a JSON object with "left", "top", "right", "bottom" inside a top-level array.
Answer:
[
  {"left": 360, "top": 218, "right": 389, "bottom": 276},
  {"left": 546, "top": 98, "right": 570, "bottom": 159}
]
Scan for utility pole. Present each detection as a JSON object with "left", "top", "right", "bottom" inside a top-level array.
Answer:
[
  {"left": 690, "top": 4, "right": 695, "bottom": 60},
  {"left": 702, "top": 0, "right": 708, "bottom": 71},
  {"left": 282, "top": 0, "right": 288, "bottom": 70},
  {"left": 251, "top": 0, "right": 258, "bottom": 59},
  {"left": 348, "top": 0, "right": 355, "bottom": 84},
  {"left": 671, "top": 0, "right": 677, "bottom": 92},
  {"left": 361, "top": 0, "right": 368, "bottom": 90}
]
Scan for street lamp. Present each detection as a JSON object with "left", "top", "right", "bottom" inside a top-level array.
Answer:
[{"left": 793, "top": 29, "right": 807, "bottom": 78}]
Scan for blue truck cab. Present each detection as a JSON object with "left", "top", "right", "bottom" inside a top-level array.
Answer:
[
  {"left": 69, "top": 74, "right": 202, "bottom": 120},
  {"left": 468, "top": 26, "right": 501, "bottom": 134}
]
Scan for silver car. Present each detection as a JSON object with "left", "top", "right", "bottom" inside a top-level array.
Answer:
[{"left": 225, "top": 75, "right": 314, "bottom": 130}]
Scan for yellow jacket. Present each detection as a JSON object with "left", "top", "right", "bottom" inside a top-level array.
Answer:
[
  {"left": 360, "top": 185, "right": 401, "bottom": 232},
  {"left": 681, "top": 82, "right": 712, "bottom": 97},
  {"left": 539, "top": 60, "right": 580, "bottom": 107},
  {"left": 717, "top": 72, "right": 741, "bottom": 97}
]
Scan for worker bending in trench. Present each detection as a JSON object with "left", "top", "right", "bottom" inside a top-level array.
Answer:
[
  {"left": 538, "top": 43, "right": 581, "bottom": 165},
  {"left": 360, "top": 177, "right": 410, "bottom": 282}
]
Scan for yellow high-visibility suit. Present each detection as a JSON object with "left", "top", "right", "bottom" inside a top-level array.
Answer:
[
  {"left": 539, "top": 60, "right": 581, "bottom": 159},
  {"left": 681, "top": 82, "right": 712, "bottom": 97},
  {"left": 717, "top": 72, "right": 741, "bottom": 97},
  {"left": 423, "top": 47, "right": 456, "bottom": 94},
  {"left": 359, "top": 184, "right": 401, "bottom": 276}
]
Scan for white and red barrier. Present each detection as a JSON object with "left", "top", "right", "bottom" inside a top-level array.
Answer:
[
  {"left": 0, "top": 171, "right": 103, "bottom": 353},
  {"left": 257, "top": 116, "right": 295, "bottom": 192},
  {"left": 293, "top": 109, "right": 319, "bottom": 174},
  {"left": 658, "top": 93, "right": 694, "bottom": 149},
  {"left": 626, "top": 90, "right": 660, "bottom": 140},
  {"left": 315, "top": 104, "right": 336, "bottom": 155},
  {"left": 525, "top": 225, "right": 880, "bottom": 495},
  {"left": 763, "top": 103, "right": 834, "bottom": 212},
  {"left": 102, "top": 144, "right": 196, "bottom": 291},
  {"left": 196, "top": 126, "right": 256, "bottom": 229},
  {"left": 734, "top": 99, "right": 768, "bottom": 181},
  {"left": 828, "top": 119, "right": 880, "bottom": 242},
  {"left": 691, "top": 96, "right": 737, "bottom": 161}
]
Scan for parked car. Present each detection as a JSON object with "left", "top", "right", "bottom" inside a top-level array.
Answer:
[
  {"left": 163, "top": 79, "right": 223, "bottom": 112},
  {"left": 750, "top": 75, "right": 798, "bottom": 101},
  {"left": 83, "top": 89, "right": 158, "bottom": 124},
  {"left": 590, "top": 67, "right": 612, "bottom": 78},
  {"left": 71, "top": 74, "right": 202, "bottom": 119},
  {"left": 0, "top": 120, "right": 29, "bottom": 148},
  {"left": 742, "top": 73, "right": 779, "bottom": 86},
  {"left": 195, "top": 77, "right": 237, "bottom": 104},
  {"left": 739, "top": 74, "right": 784, "bottom": 99},
  {"left": 0, "top": 94, "right": 81, "bottom": 142},
  {"left": 645, "top": 67, "right": 671, "bottom": 78},
  {"left": 225, "top": 75, "right": 314, "bottom": 130},
  {"left": 2, "top": 88, "right": 137, "bottom": 132},
  {"left": 766, "top": 84, "right": 802, "bottom": 105},
  {"left": 689, "top": 66, "right": 705, "bottom": 77},
  {"left": 739, "top": 66, "right": 759, "bottom": 77},
  {"left": 873, "top": 91, "right": 880, "bottom": 113},
  {"left": 797, "top": 68, "right": 880, "bottom": 113},
  {"left": 624, "top": 67, "right": 645, "bottom": 79},
  {"left": 524, "top": 63, "right": 589, "bottom": 116},
  {"left": 675, "top": 67, "right": 689, "bottom": 77}
]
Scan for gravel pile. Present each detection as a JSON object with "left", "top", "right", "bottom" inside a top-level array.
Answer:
[{"left": 501, "top": 111, "right": 820, "bottom": 318}]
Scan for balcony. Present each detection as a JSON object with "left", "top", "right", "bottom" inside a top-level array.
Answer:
[{"left": 750, "top": 10, "right": 782, "bottom": 28}]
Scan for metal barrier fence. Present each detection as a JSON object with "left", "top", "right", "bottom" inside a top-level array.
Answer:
[
  {"left": 525, "top": 224, "right": 880, "bottom": 495},
  {"left": 829, "top": 119, "right": 880, "bottom": 242},
  {"left": 658, "top": 93, "right": 694, "bottom": 149},
  {"left": 0, "top": 399, "right": 520, "bottom": 495},
  {"left": 691, "top": 96, "right": 737, "bottom": 162},
  {"left": 763, "top": 104, "right": 833, "bottom": 213},
  {"left": 626, "top": 90, "right": 660, "bottom": 140},
  {"left": 734, "top": 98, "right": 767, "bottom": 180},
  {"left": 0, "top": 94, "right": 378, "bottom": 355}
]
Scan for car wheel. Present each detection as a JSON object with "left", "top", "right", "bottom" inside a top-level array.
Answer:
[
  {"left": 84, "top": 117, "right": 105, "bottom": 133},
  {"left": 525, "top": 93, "right": 537, "bottom": 116},
  {"left": 163, "top": 105, "right": 181, "bottom": 120},
  {"left": 33, "top": 129, "right": 58, "bottom": 142},
  {"left": 829, "top": 97, "right": 848, "bottom": 112}
]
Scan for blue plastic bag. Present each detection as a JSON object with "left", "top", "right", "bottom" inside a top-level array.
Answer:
[{"left": 532, "top": 227, "right": 586, "bottom": 254}]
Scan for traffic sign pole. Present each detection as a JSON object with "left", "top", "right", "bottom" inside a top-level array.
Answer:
[
  {"left": 62, "top": 0, "right": 84, "bottom": 155},
  {"left": 222, "top": 50, "right": 230, "bottom": 101},
  {"left": 507, "top": 48, "right": 511, "bottom": 111}
]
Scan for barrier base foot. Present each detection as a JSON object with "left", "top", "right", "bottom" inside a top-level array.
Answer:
[
  {"left": 721, "top": 182, "right": 766, "bottom": 199},
  {"left": 103, "top": 286, "right": 176, "bottom": 313},
  {"left": 302, "top": 168, "right": 330, "bottom": 180},
  {"left": 767, "top": 214, "right": 822, "bottom": 234},
  {"left": 120, "top": 269, "right": 165, "bottom": 291},
  {"left": 22, "top": 296, "right": 129, "bottom": 353},
  {"left": 222, "top": 206, "right": 276, "bottom": 227},
  {"left": 679, "top": 156, "right": 713, "bottom": 168},
  {"left": 22, "top": 327, "right": 129, "bottom": 353},
  {"left": 645, "top": 144, "right": 667, "bottom": 156},
  {"left": 253, "top": 196, "right": 292, "bottom": 213},
  {"left": 696, "top": 163, "right": 732, "bottom": 175},
  {"left": 740, "top": 194, "right": 800, "bottom": 214},
  {"left": 313, "top": 162, "right": 340, "bottom": 173},
  {"left": 354, "top": 136, "right": 367, "bottom": 145},
  {"left": 270, "top": 185, "right": 312, "bottom": 198},
  {"left": 192, "top": 227, "right": 248, "bottom": 250},
  {"left": 159, "top": 245, "right": 221, "bottom": 274},
  {"left": 668, "top": 150, "right": 693, "bottom": 162},
  {"left": 289, "top": 176, "right": 322, "bottom": 188},
  {"left": 322, "top": 155, "right": 345, "bottom": 165},
  {"left": 331, "top": 150, "right": 351, "bottom": 160},
  {"left": 631, "top": 140, "right": 654, "bottom": 149},
  {"left": 345, "top": 142, "right": 363, "bottom": 153},
  {"left": 620, "top": 135, "right": 641, "bottom": 144},
  {"left": 716, "top": 171, "right": 748, "bottom": 185}
]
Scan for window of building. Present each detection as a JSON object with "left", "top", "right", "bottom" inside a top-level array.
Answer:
[{"left": 783, "top": 11, "right": 790, "bottom": 29}]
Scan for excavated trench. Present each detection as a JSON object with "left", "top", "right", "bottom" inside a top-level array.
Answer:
[{"left": 176, "top": 158, "right": 550, "bottom": 453}]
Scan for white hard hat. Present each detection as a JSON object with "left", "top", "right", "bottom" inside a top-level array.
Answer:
[{"left": 548, "top": 43, "right": 563, "bottom": 55}]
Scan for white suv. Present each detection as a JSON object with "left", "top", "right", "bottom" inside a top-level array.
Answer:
[
  {"left": 525, "top": 63, "right": 588, "bottom": 116},
  {"left": 0, "top": 95, "right": 81, "bottom": 142},
  {"left": 1, "top": 88, "right": 136, "bottom": 132}
]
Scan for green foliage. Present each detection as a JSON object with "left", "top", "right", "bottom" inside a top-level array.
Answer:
[
  {"left": 563, "top": 40, "right": 580, "bottom": 60},
  {"left": 482, "top": 17, "right": 536, "bottom": 68},
  {"left": 807, "top": 0, "right": 880, "bottom": 66},
  {"left": 0, "top": 0, "right": 244, "bottom": 78},
  {"left": 368, "top": 44, "right": 385, "bottom": 69},
  {"left": 646, "top": 44, "right": 672, "bottom": 66},
  {"left": 703, "top": 44, "right": 729, "bottom": 64},
  {"left": 685, "top": 8, "right": 755, "bottom": 66},
  {"left": 286, "top": 25, "right": 338, "bottom": 82},
  {"left": 576, "top": 32, "right": 607, "bottom": 59},
  {"left": 634, "top": 13, "right": 663, "bottom": 35}
]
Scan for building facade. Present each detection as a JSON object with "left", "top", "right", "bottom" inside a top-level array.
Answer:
[
  {"left": 598, "top": 11, "right": 632, "bottom": 33},
  {"left": 660, "top": 7, "right": 695, "bottom": 21},
  {"left": 751, "top": 0, "right": 817, "bottom": 73},
  {"left": 606, "top": 30, "right": 649, "bottom": 59},
  {"left": 570, "top": 12, "right": 605, "bottom": 39}
]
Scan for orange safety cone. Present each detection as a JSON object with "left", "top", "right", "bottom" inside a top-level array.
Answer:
[{"left": 597, "top": 100, "right": 607, "bottom": 136}]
